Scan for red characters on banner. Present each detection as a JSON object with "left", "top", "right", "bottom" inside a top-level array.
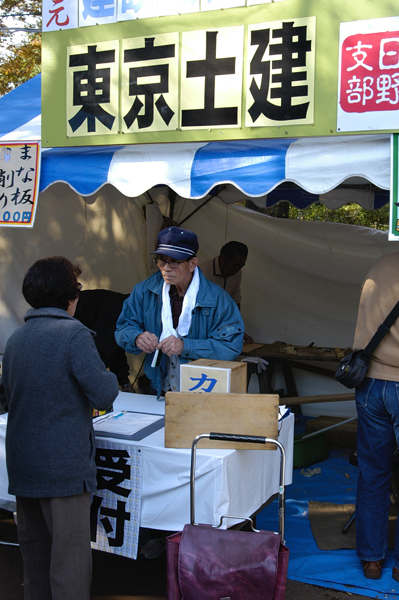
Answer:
[
  {"left": 340, "top": 31, "right": 399, "bottom": 113},
  {"left": 46, "top": 0, "right": 70, "bottom": 28}
]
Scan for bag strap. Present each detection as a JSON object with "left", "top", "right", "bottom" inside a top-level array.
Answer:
[{"left": 363, "top": 299, "right": 399, "bottom": 357}]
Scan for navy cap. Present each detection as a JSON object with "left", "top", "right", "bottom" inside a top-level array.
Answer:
[{"left": 151, "top": 226, "right": 199, "bottom": 260}]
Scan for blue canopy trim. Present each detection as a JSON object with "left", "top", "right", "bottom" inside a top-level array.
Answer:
[
  {"left": 190, "top": 138, "right": 292, "bottom": 197},
  {"left": 40, "top": 146, "right": 124, "bottom": 195}
]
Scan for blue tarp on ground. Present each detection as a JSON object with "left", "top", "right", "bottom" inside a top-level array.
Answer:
[{"left": 257, "top": 447, "right": 399, "bottom": 599}]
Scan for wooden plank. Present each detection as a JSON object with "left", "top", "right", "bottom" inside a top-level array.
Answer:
[
  {"left": 305, "top": 416, "right": 357, "bottom": 448},
  {"left": 242, "top": 343, "right": 266, "bottom": 353},
  {"left": 306, "top": 416, "right": 357, "bottom": 434},
  {"left": 165, "top": 392, "right": 279, "bottom": 449},
  {"left": 281, "top": 392, "right": 355, "bottom": 406},
  {"left": 282, "top": 360, "right": 336, "bottom": 378},
  {"left": 242, "top": 341, "right": 351, "bottom": 362}
]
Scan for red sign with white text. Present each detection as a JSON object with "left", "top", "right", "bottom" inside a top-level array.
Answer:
[{"left": 340, "top": 30, "right": 399, "bottom": 113}]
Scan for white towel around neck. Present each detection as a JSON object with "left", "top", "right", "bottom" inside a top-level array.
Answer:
[{"left": 151, "top": 267, "right": 200, "bottom": 367}]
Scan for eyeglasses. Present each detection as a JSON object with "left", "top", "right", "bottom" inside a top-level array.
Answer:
[{"left": 153, "top": 256, "right": 190, "bottom": 270}]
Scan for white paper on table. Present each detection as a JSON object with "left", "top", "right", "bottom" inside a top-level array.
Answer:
[{"left": 93, "top": 411, "right": 163, "bottom": 437}]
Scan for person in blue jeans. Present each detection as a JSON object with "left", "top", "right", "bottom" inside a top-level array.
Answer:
[{"left": 352, "top": 251, "right": 399, "bottom": 581}]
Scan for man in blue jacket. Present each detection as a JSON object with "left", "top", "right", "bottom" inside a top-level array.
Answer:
[{"left": 115, "top": 226, "right": 244, "bottom": 397}]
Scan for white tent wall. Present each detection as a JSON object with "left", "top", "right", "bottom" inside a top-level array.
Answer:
[
  {"left": 0, "top": 186, "right": 396, "bottom": 418},
  {"left": 0, "top": 184, "right": 150, "bottom": 377}
]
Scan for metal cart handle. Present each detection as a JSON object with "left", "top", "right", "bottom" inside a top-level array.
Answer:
[{"left": 190, "top": 432, "right": 286, "bottom": 542}]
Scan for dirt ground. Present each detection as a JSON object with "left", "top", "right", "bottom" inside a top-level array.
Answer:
[{"left": 0, "top": 509, "right": 371, "bottom": 600}]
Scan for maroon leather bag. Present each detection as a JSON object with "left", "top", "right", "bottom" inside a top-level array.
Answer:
[{"left": 166, "top": 433, "right": 289, "bottom": 600}]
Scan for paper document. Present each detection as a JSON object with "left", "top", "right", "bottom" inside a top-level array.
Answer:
[{"left": 93, "top": 411, "right": 164, "bottom": 439}]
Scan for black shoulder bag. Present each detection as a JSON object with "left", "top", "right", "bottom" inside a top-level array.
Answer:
[{"left": 335, "top": 299, "right": 399, "bottom": 389}]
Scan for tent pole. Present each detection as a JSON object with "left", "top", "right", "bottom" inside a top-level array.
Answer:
[
  {"left": 180, "top": 195, "right": 215, "bottom": 226},
  {"left": 169, "top": 189, "right": 177, "bottom": 220}
]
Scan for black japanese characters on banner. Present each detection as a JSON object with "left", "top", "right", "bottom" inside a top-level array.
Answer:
[
  {"left": 91, "top": 443, "right": 141, "bottom": 559},
  {"left": 181, "top": 31, "right": 238, "bottom": 128},
  {"left": 248, "top": 22, "right": 312, "bottom": 123},
  {"left": 66, "top": 18, "right": 315, "bottom": 137},
  {"left": 69, "top": 46, "right": 116, "bottom": 133},
  {"left": 124, "top": 37, "right": 176, "bottom": 129}
]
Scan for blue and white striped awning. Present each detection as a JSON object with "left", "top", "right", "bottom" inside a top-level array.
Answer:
[{"left": 0, "top": 74, "right": 391, "bottom": 208}]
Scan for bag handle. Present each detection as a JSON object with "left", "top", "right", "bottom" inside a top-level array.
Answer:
[
  {"left": 189, "top": 432, "right": 286, "bottom": 543},
  {"left": 363, "top": 299, "right": 399, "bottom": 357}
]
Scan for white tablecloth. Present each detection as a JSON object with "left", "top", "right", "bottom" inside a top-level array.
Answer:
[{"left": 0, "top": 392, "right": 294, "bottom": 531}]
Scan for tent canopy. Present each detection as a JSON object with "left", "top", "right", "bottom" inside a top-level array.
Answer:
[{"left": 0, "top": 74, "right": 390, "bottom": 210}]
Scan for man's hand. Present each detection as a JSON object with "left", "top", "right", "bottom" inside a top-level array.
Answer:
[
  {"left": 135, "top": 332, "right": 159, "bottom": 353},
  {"left": 244, "top": 332, "right": 254, "bottom": 344},
  {"left": 157, "top": 335, "right": 184, "bottom": 357}
]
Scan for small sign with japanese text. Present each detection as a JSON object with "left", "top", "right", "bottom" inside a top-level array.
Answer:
[
  {"left": 338, "top": 17, "right": 399, "bottom": 132},
  {"left": 0, "top": 142, "right": 41, "bottom": 228},
  {"left": 91, "top": 440, "right": 142, "bottom": 560},
  {"left": 44, "top": 0, "right": 283, "bottom": 32},
  {"left": 180, "top": 360, "right": 247, "bottom": 394},
  {"left": 181, "top": 367, "right": 229, "bottom": 393},
  {"left": 43, "top": 0, "right": 78, "bottom": 31}
]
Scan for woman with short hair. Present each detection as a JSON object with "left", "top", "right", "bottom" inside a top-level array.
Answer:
[{"left": 0, "top": 256, "right": 119, "bottom": 600}]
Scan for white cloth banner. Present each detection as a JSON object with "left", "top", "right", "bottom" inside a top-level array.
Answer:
[{"left": 92, "top": 440, "right": 142, "bottom": 560}]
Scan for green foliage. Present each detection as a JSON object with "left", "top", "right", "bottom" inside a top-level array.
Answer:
[
  {"left": 289, "top": 202, "right": 390, "bottom": 231},
  {"left": 244, "top": 197, "right": 390, "bottom": 230},
  {"left": 0, "top": 0, "right": 41, "bottom": 96}
]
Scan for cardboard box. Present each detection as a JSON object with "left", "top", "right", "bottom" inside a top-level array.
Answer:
[
  {"left": 165, "top": 392, "right": 279, "bottom": 449},
  {"left": 180, "top": 359, "right": 247, "bottom": 394}
]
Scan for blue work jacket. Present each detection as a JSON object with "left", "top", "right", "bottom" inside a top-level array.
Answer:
[{"left": 115, "top": 268, "right": 244, "bottom": 396}]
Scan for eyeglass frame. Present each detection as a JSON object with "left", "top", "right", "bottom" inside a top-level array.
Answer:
[{"left": 153, "top": 255, "right": 195, "bottom": 270}]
